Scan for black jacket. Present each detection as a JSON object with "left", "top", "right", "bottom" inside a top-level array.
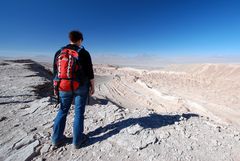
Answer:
[{"left": 53, "top": 44, "right": 94, "bottom": 82}]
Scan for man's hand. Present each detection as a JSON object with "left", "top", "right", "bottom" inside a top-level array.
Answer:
[{"left": 89, "top": 79, "right": 95, "bottom": 96}]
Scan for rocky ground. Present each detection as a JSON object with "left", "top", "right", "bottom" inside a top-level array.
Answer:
[{"left": 0, "top": 59, "right": 240, "bottom": 161}]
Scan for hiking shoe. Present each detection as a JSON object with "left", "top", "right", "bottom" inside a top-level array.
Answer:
[
  {"left": 52, "top": 135, "right": 67, "bottom": 148},
  {"left": 73, "top": 134, "right": 88, "bottom": 149}
]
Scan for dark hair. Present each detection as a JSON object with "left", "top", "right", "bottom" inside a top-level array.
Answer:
[{"left": 69, "top": 30, "right": 83, "bottom": 43}]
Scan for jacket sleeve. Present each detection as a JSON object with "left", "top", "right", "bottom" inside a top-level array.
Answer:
[
  {"left": 53, "top": 50, "right": 61, "bottom": 79},
  {"left": 87, "top": 52, "right": 94, "bottom": 80},
  {"left": 84, "top": 50, "right": 94, "bottom": 80}
]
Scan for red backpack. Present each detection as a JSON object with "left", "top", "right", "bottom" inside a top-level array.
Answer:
[{"left": 54, "top": 48, "right": 82, "bottom": 93}]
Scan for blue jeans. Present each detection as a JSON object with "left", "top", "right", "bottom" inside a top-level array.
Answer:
[{"left": 52, "top": 82, "right": 89, "bottom": 146}]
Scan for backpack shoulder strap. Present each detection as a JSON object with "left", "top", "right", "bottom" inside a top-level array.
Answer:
[
  {"left": 53, "top": 48, "right": 64, "bottom": 77},
  {"left": 55, "top": 47, "right": 65, "bottom": 58}
]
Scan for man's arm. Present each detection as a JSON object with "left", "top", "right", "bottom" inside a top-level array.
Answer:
[
  {"left": 53, "top": 50, "right": 61, "bottom": 77},
  {"left": 84, "top": 50, "right": 95, "bottom": 96},
  {"left": 53, "top": 50, "right": 61, "bottom": 96}
]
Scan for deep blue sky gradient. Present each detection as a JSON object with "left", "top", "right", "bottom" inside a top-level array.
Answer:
[{"left": 0, "top": 0, "right": 239, "bottom": 58}]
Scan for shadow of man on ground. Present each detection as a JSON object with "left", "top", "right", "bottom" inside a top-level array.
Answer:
[{"left": 84, "top": 112, "right": 199, "bottom": 147}]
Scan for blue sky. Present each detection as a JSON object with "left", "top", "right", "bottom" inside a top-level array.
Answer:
[{"left": 0, "top": 0, "right": 239, "bottom": 59}]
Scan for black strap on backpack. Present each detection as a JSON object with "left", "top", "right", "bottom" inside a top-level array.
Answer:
[
  {"left": 53, "top": 48, "right": 64, "bottom": 108},
  {"left": 54, "top": 81, "right": 60, "bottom": 108},
  {"left": 71, "top": 47, "right": 81, "bottom": 93}
]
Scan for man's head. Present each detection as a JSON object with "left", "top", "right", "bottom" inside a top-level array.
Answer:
[{"left": 69, "top": 30, "right": 83, "bottom": 46}]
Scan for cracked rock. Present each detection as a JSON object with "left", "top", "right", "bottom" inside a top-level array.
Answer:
[
  {"left": 6, "top": 140, "right": 39, "bottom": 161},
  {"left": 127, "top": 124, "right": 144, "bottom": 135},
  {"left": 40, "top": 144, "right": 51, "bottom": 154}
]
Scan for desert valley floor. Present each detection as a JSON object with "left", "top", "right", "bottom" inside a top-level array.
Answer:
[{"left": 0, "top": 59, "right": 240, "bottom": 161}]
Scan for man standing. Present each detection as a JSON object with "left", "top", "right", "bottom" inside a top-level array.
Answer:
[{"left": 52, "top": 30, "right": 94, "bottom": 149}]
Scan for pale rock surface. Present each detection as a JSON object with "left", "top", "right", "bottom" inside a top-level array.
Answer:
[{"left": 0, "top": 60, "right": 240, "bottom": 161}]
